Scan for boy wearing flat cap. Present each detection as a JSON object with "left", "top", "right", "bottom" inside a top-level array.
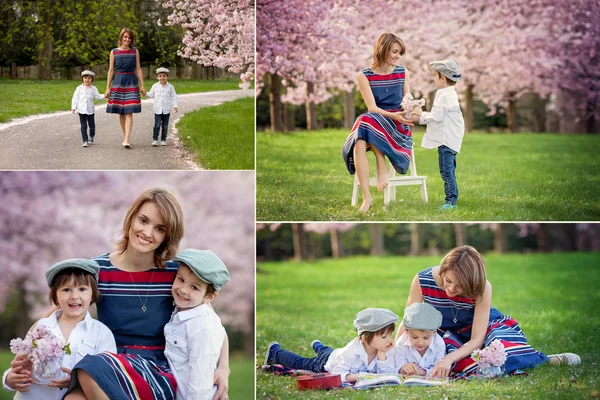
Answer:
[
  {"left": 395, "top": 302, "right": 445, "bottom": 377},
  {"left": 411, "top": 59, "right": 465, "bottom": 210},
  {"left": 145, "top": 67, "right": 178, "bottom": 147},
  {"left": 3, "top": 259, "right": 115, "bottom": 399},
  {"left": 165, "top": 249, "right": 230, "bottom": 400},
  {"left": 71, "top": 70, "right": 106, "bottom": 147},
  {"left": 264, "top": 308, "right": 399, "bottom": 384}
]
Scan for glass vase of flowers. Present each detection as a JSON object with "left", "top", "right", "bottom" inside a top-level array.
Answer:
[
  {"left": 10, "top": 325, "right": 71, "bottom": 385},
  {"left": 471, "top": 339, "right": 507, "bottom": 378}
]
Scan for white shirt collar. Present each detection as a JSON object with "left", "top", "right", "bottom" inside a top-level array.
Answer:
[
  {"left": 173, "top": 303, "right": 210, "bottom": 321},
  {"left": 48, "top": 309, "right": 94, "bottom": 330}
]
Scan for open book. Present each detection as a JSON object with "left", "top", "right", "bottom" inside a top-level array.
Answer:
[{"left": 354, "top": 373, "right": 448, "bottom": 389}]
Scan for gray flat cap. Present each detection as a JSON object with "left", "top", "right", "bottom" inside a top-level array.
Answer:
[
  {"left": 45, "top": 258, "right": 100, "bottom": 287},
  {"left": 403, "top": 302, "right": 443, "bottom": 332},
  {"left": 81, "top": 70, "right": 96, "bottom": 77},
  {"left": 429, "top": 59, "right": 461, "bottom": 82},
  {"left": 353, "top": 308, "right": 399, "bottom": 335},
  {"left": 174, "top": 249, "right": 230, "bottom": 292},
  {"left": 156, "top": 67, "right": 170, "bottom": 74}
]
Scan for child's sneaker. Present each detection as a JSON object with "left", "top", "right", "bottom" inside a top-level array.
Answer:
[
  {"left": 82, "top": 141, "right": 88, "bottom": 147},
  {"left": 160, "top": 141, "right": 167, "bottom": 146},
  {"left": 152, "top": 140, "right": 158, "bottom": 147},
  {"left": 264, "top": 341, "right": 280, "bottom": 365},
  {"left": 89, "top": 136, "right": 94, "bottom": 144},
  {"left": 439, "top": 203, "right": 457, "bottom": 210},
  {"left": 311, "top": 339, "right": 323, "bottom": 353}
]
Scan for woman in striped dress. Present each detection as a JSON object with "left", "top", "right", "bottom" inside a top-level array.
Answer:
[
  {"left": 341, "top": 32, "right": 414, "bottom": 212},
  {"left": 105, "top": 28, "right": 146, "bottom": 149},
  {"left": 394, "top": 245, "right": 580, "bottom": 377}
]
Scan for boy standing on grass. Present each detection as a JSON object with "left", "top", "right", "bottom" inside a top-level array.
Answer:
[
  {"left": 412, "top": 60, "right": 465, "bottom": 210},
  {"left": 71, "top": 70, "right": 105, "bottom": 147},
  {"left": 166, "top": 249, "right": 229, "bottom": 400},
  {"left": 145, "top": 67, "right": 178, "bottom": 147},
  {"left": 264, "top": 308, "right": 398, "bottom": 384},
  {"left": 395, "top": 302, "right": 445, "bottom": 377}
]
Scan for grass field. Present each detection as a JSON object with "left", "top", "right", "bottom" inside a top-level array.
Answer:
[
  {"left": 256, "top": 129, "right": 600, "bottom": 221},
  {"left": 0, "top": 352, "right": 254, "bottom": 400},
  {"left": 0, "top": 78, "right": 243, "bottom": 123},
  {"left": 178, "top": 97, "right": 255, "bottom": 170},
  {"left": 256, "top": 252, "right": 600, "bottom": 399}
]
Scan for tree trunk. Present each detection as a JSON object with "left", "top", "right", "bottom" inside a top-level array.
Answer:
[
  {"left": 464, "top": 84, "right": 474, "bottom": 132},
  {"left": 410, "top": 223, "right": 422, "bottom": 256},
  {"left": 586, "top": 96, "right": 598, "bottom": 134},
  {"left": 344, "top": 90, "right": 355, "bottom": 129},
  {"left": 37, "top": 33, "right": 53, "bottom": 80},
  {"left": 305, "top": 81, "right": 318, "bottom": 130},
  {"left": 532, "top": 93, "right": 547, "bottom": 133},
  {"left": 455, "top": 224, "right": 467, "bottom": 247},
  {"left": 427, "top": 90, "right": 436, "bottom": 112},
  {"left": 537, "top": 224, "right": 550, "bottom": 252},
  {"left": 330, "top": 229, "right": 344, "bottom": 258},
  {"left": 244, "top": 310, "right": 254, "bottom": 358},
  {"left": 15, "top": 279, "right": 29, "bottom": 337},
  {"left": 11, "top": 62, "right": 17, "bottom": 79},
  {"left": 292, "top": 223, "right": 308, "bottom": 261},
  {"left": 283, "top": 103, "right": 295, "bottom": 132},
  {"left": 506, "top": 93, "right": 518, "bottom": 133},
  {"left": 269, "top": 73, "right": 283, "bottom": 132},
  {"left": 370, "top": 224, "right": 384, "bottom": 256},
  {"left": 494, "top": 224, "right": 506, "bottom": 254}
]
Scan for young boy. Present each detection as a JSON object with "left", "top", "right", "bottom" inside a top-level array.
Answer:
[
  {"left": 395, "top": 302, "right": 445, "bottom": 377},
  {"left": 264, "top": 308, "right": 398, "bottom": 383},
  {"left": 145, "top": 67, "right": 178, "bottom": 146},
  {"left": 71, "top": 70, "right": 105, "bottom": 147},
  {"left": 412, "top": 60, "right": 465, "bottom": 210},
  {"left": 166, "top": 249, "right": 230, "bottom": 400}
]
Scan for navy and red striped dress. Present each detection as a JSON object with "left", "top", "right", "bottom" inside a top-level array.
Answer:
[
  {"left": 65, "top": 254, "right": 178, "bottom": 399},
  {"left": 341, "top": 66, "right": 413, "bottom": 175},
  {"left": 106, "top": 48, "right": 142, "bottom": 114},
  {"left": 418, "top": 267, "right": 549, "bottom": 374}
]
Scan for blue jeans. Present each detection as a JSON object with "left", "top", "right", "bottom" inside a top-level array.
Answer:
[
  {"left": 438, "top": 145, "right": 458, "bottom": 204},
  {"left": 153, "top": 113, "right": 170, "bottom": 140},
  {"left": 272, "top": 343, "right": 334, "bottom": 372},
  {"left": 78, "top": 113, "right": 96, "bottom": 142}
]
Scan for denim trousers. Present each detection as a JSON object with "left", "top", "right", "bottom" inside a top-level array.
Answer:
[
  {"left": 273, "top": 344, "right": 334, "bottom": 372},
  {"left": 78, "top": 113, "right": 96, "bottom": 142},
  {"left": 438, "top": 145, "right": 458, "bottom": 204},
  {"left": 153, "top": 113, "right": 171, "bottom": 140}
]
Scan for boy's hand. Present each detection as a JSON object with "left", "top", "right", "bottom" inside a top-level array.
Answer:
[
  {"left": 6, "top": 366, "right": 33, "bottom": 392},
  {"left": 400, "top": 362, "right": 419, "bottom": 376},
  {"left": 72, "top": 109, "right": 76, "bottom": 114},
  {"left": 48, "top": 367, "right": 71, "bottom": 388},
  {"left": 174, "top": 107, "right": 179, "bottom": 113},
  {"left": 412, "top": 107, "right": 423, "bottom": 116}
]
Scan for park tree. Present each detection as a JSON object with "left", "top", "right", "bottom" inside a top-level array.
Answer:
[{"left": 162, "top": 0, "right": 255, "bottom": 87}]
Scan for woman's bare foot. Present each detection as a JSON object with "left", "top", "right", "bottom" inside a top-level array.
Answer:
[
  {"left": 375, "top": 158, "right": 389, "bottom": 191},
  {"left": 358, "top": 196, "right": 372, "bottom": 213},
  {"left": 377, "top": 175, "right": 388, "bottom": 191}
]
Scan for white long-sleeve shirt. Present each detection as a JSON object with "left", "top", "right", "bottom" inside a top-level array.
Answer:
[
  {"left": 71, "top": 84, "right": 105, "bottom": 114},
  {"left": 164, "top": 304, "right": 224, "bottom": 400},
  {"left": 323, "top": 337, "right": 397, "bottom": 383},
  {"left": 3, "top": 310, "right": 116, "bottom": 400},
  {"left": 419, "top": 86, "right": 465, "bottom": 153},
  {"left": 394, "top": 332, "right": 446, "bottom": 376},
  {"left": 146, "top": 82, "right": 178, "bottom": 114}
]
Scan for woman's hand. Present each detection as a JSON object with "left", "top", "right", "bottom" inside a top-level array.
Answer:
[
  {"left": 392, "top": 112, "right": 414, "bottom": 126},
  {"left": 48, "top": 367, "right": 71, "bottom": 388},
  {"left": 5, "top": 366, "right": 33, "bottom": 392},
  {"left": 140, "top": 88, "right": 146, "bottom": 96},
  {"left": 213, "top": 366, "right": 230, "bottom": 400},
  {"left": 428, "top": 356, "right": 453, "bottom": 378},
  {"left": 104, "top": 89, "right": 110, "bottom": 98}
]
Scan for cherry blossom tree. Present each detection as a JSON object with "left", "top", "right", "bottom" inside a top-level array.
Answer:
[
  {"left": 0, "top": 171, "right": 255, "bottom": 340},
  {"left": 161, "top": 0, "right": 255, "bottom": 88}
]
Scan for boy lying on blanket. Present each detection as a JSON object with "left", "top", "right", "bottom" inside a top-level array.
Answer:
[{"left": 264, "top": 308, "right": 398, "bottom": 383}]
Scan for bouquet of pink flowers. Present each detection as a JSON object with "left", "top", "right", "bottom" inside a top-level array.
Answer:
[
  {"left": 10, "top": 325, "right": 71, "bottom": 384},
  {"left": 471, "top": 339, "right": 507, "bottom": 378},
  {"left": 401, "top": 93, "right": 425, "bottom": 119}
]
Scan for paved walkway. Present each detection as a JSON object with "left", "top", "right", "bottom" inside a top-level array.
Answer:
[{"left": 0, "top": 89, "right": 253, "bottom": 170}]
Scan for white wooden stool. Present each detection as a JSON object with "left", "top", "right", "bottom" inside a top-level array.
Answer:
[{"left": 351, "top": 152, "right": 428, "bottom": 206}]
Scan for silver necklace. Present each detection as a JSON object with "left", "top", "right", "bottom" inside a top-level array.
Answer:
[
  {"left": 451, "top": 306, "right": 459, "bottom": 324},
  {"left": 128, "top": 269, "right": 155, "bottom": 312}
]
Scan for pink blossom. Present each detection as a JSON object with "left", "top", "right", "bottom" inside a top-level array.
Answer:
[{"left": 472, "top": 339, "right": 507, "bottom": 368}]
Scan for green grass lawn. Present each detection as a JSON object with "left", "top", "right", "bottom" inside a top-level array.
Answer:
[
  {"left": 177, "top": 97, "right": 255, "bottom": 170},
  {"left": 256, "top": 129, "right": 600, "bottom": 221},
  {"left": 0, "top": 78, "right": 243, "bottom": 123},
  {"left": 0, "top": 351, "right": 254, "bottom": 400},
  {"left": 256, "top": 252, "right": 600, "bottom": 399}
]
